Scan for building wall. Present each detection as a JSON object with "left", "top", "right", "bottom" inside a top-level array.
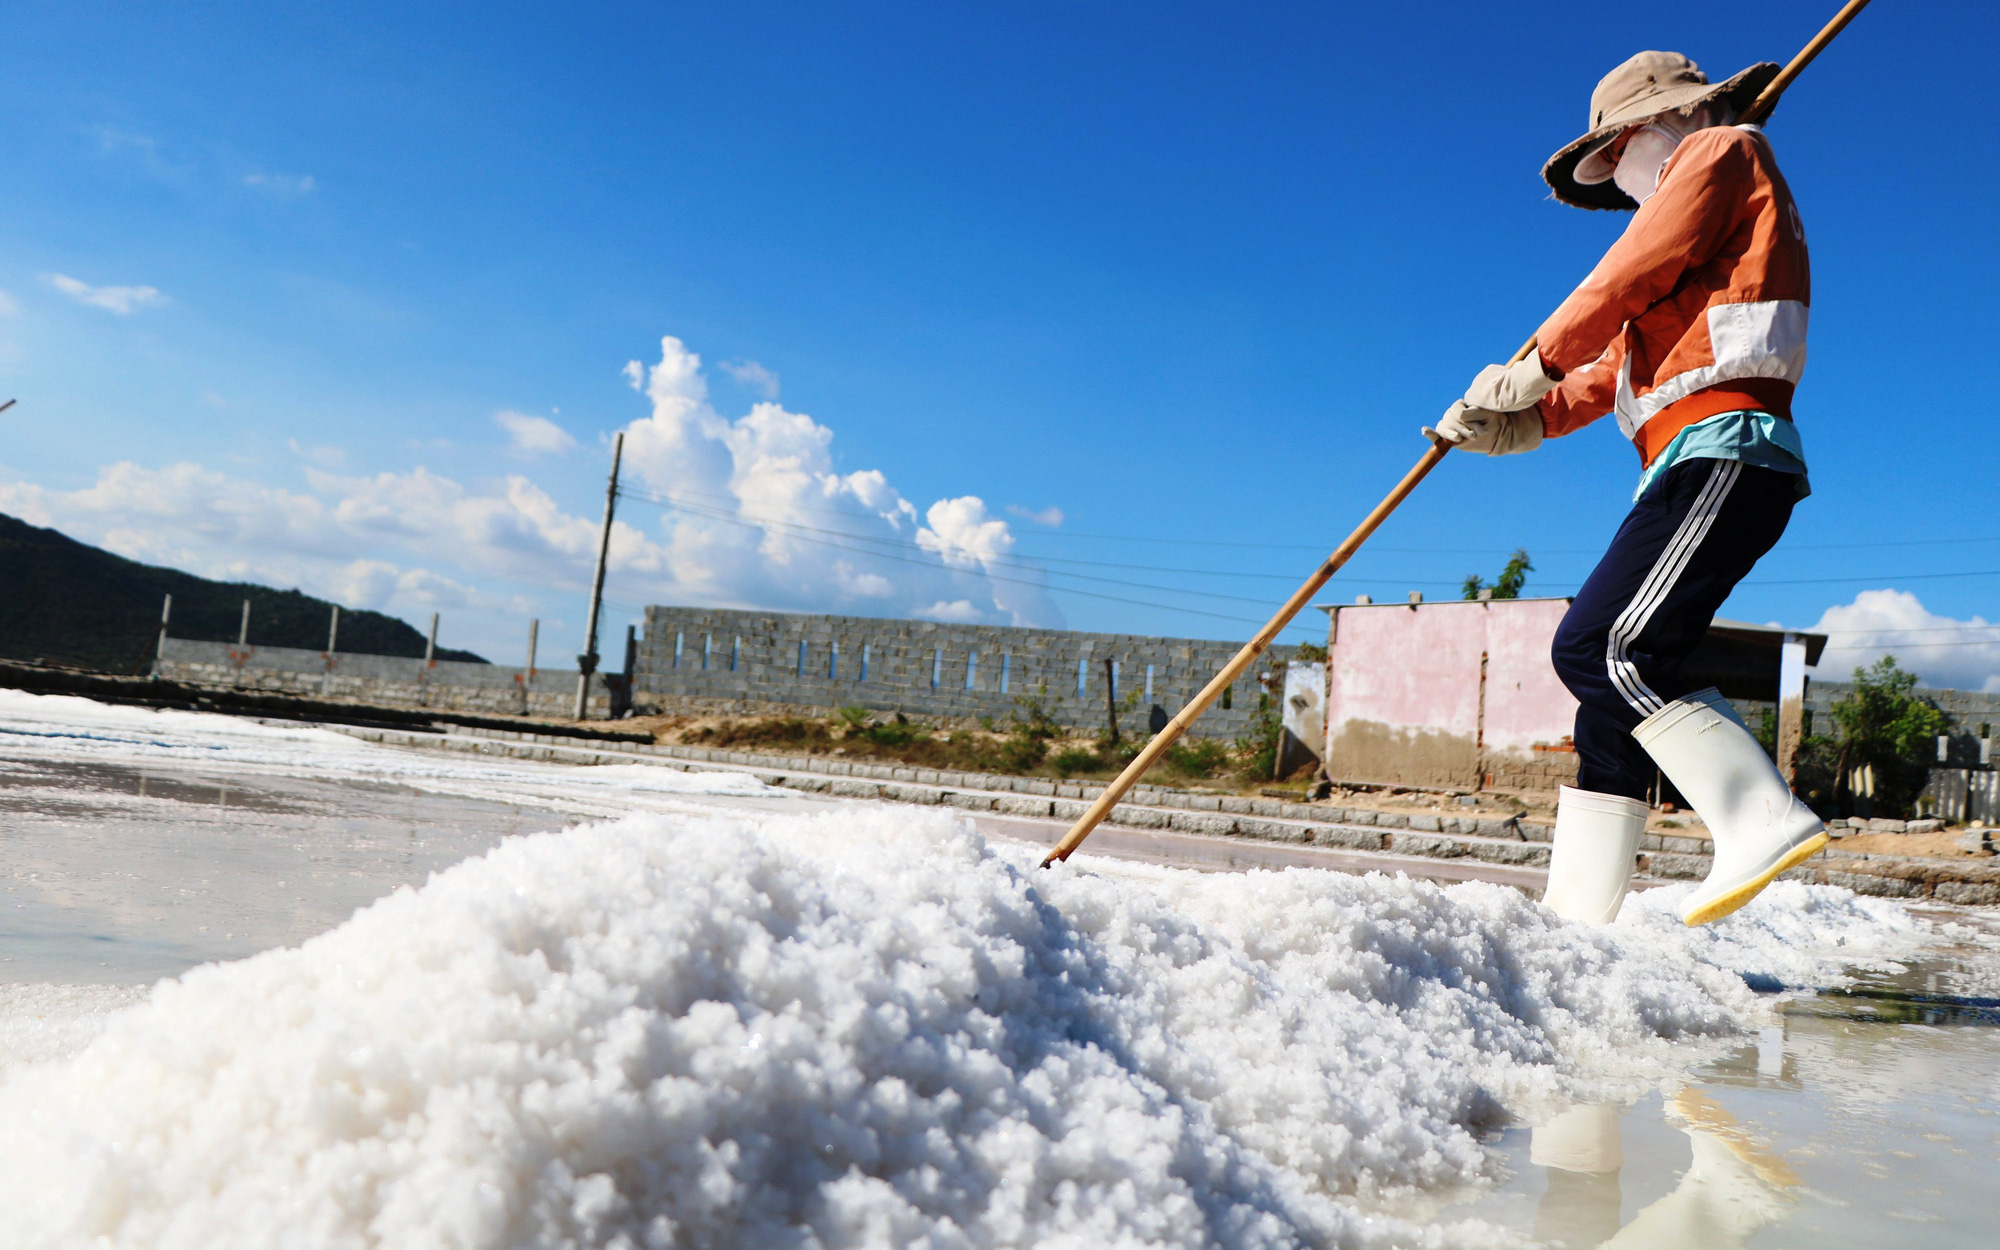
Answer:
[
  {"left": 1322, "top": 599, "right": 1581, "bottom": 792},
  {"left": 154, "top": 637, "right": 611, "bottom": 718},
  {"left": 635, "top": 606, "right": 1291, "bottom": 737},
  {"left": 1807, "top": 680, "right": 2000, "bottom": 731}
]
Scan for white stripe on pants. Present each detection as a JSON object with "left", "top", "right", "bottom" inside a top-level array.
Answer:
[{"left": 1603, "top": 459, "right": 1742, "bottom": 715}]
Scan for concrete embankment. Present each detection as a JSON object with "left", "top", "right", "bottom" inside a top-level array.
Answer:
[{"left": 332, "top": 724, "right": 2000, "bottom": 907}]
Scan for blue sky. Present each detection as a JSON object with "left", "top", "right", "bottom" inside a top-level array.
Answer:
[{"left": 1, "top": 1, "right": 1995, "bottom": 689}]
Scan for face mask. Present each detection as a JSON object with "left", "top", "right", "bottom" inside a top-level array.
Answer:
[{"left": 1612, "top": 122, "right": 1684, "bottom": 205}]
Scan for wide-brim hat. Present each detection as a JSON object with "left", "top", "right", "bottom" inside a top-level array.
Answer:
[{"left": 1543, "top": 51, "right": 1781, "bottom": 211}]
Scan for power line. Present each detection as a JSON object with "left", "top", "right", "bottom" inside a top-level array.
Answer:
[
  {"left": 613, "top": 485, "right": 1999, "bottom": 629},
  {"left": 618, "top": 488, "right": 1270, "bottom": 625},
  {"left": 1745, "top": 569, "right": 2000, "bottom": 586},
  {"left": 620, "top": 481, "right": 2000, "bottom": 557},
  {"left": 1824, "top": 644, "right": 2000, "bottom": 652}
]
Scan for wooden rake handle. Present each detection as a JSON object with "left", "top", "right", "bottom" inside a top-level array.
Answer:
[{"left": 1037, "top": 335, "right": 1531, "bottom": 867}]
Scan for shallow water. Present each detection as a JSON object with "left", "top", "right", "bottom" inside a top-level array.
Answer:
[
  {"left": 3, "top": 691, "right": 1998, "bottom": 1248},
  {"left": 1432, "top": 972, "right": 2000, "bottom": 1247},
  {"left": 0, "top": 759, "right": 559, "bottom": 981}
]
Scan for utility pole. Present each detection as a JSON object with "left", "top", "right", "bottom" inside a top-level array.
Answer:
[
  {"left": 521, "top": 618, "right": 539, "bottom": 716},
  {"left": 154, "top": 593, "right": 173, "bottom": 673},
  {"left": 574, "top": 431, "right": 625, "bottom": 719},
  {"left": 420, "top": 612, "right": 440, "bottom": 707},
  {"left": 323, "top": 605, "right": 340, "bottom": 696}
]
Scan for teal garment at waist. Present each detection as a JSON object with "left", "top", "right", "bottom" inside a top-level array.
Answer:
[{"left": 1635, "top": 409, "right": 1810, "bottom": 501}]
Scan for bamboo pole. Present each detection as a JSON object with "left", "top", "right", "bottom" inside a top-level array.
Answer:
[{"left": 1041, "top": 0, "right": 1871, "bottom": 867}]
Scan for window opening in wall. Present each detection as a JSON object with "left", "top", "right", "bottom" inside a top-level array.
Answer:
[
  {"left": 1000, "top": 653, "right": 1010, "bottom": 694},
  {"left": 674, "top": 632, "right": 684, "bottom": 668},
  {"left": 966, "top": 651, "right": 977, "bottom": 690},
  {"left": 1145, "top": 663, "right": 1155, "bottom": 702},
  {"left": 730, "top": 636, "right": 740, "bottom": 672},
  {"left": 1222, "top": 683, "right": 1233, "bottom": 710},
  {"left": 932, "top": 649, "right": 943, "bottom": 690},
  {"left": 797, "top": 641, "right": 807, "bottom": 678},
  {"left": 860, "top": 643, "right": 870, "bottom": 682},
  {"left": 702, "top": 634, "right": 711, "bottom": 670},
  {"left": 829, "top": 642, "right": 839, "bottom": 680},
  {"left": 1076, "top": 658, "right": 1087, "bottom": 698}
]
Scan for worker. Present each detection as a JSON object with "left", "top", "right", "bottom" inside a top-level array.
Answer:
[{"left": 1425, "top": 51, "right": 1827, "bottom": 927}]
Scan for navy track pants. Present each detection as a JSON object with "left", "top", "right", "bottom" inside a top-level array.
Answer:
[{"left": 1551, "top": 458, "right": 1797, "bottom": 800}]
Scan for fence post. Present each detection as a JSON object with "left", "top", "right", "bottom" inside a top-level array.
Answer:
[
  {"left": 1777, "top": 632, "right": 1809, "bottom": 784},
  {"left": 1103, "top": 656, "right": 1119, "bottom": 745}
]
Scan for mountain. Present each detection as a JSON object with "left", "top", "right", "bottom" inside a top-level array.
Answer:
[{"left": 0, "top": 512, "right": 487, "bottom": 673}]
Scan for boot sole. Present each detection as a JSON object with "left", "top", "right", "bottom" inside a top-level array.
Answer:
[{"left": 1681, "top": 832, "right": 1831, "bottom": 927}]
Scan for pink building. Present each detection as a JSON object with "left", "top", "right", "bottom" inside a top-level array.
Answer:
[{"left": 1316, "top": 598, "right": 1823, "bottom": 793}]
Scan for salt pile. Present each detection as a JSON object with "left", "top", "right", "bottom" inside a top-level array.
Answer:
[{"left": 0, "top": 804, "right": 1926, "bottom": 1249}]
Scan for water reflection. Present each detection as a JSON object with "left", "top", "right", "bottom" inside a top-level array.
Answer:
[
  {"left": 1441, "top": 971, "right": 2000, "bottom": 1247},
  {"left": 1532, "top": 1093, "right": 1800, "bottom": 1249}
]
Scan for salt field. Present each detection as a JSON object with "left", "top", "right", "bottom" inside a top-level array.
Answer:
[{"left": 3, "top": 691, "right": 1997, "bottom": 1247}]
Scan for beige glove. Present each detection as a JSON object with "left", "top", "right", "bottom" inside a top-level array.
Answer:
[
  {"left": 1424, "top": 400, "right": 1542, "bottom": 456},
  {"left": 1465, "top": 346, "right": 1562, "bottom": 413}
]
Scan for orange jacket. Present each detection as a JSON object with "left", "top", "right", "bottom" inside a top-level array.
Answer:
[{"left": 1534, "top": 125, "right": 1810, "bottom": 467}]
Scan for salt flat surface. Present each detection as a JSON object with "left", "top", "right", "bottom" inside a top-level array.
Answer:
[
  {"left": 0, "top": 690, "right": 809, "bottom": 982},
  {"left": 0, "top": 689, "right": 778, "bottom": 818},
  {"left": 0, "top": 689, "right": 1982, "bottom": 1247}
]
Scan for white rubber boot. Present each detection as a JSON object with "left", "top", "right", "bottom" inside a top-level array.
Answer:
[
  {"left": 1632, "top": 688, "right": 1828, "bottom": 927},
  {"left": 1541, "top": 786, "right": 1648, "bottom": 924}
]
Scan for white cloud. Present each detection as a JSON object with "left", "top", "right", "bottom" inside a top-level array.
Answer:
[
  {"left": 918, "top": 599, "right": 986, "bottom": 624},
  {"left": 1807, "top": 589, "right": 2000, "bottom": 693},
  {"left": 47, "top": 274, "right": 165, "bottom": 315},
  {"left": 1006, "top": 504, "right": 1064, "bottom": 527},
  {"left": 243, "top": 172, "right": 316, "bottom": 195},
  {"left": 718, "top": 359, "right": 781, "bottom": 399},
  {"left": 0, "top": 290, "right": 19, "bottom": 316},
  {"left": 493, "top": 410, "right": 576, "bottom": 458},
  {"left": 0, "top": 331, "right": 1058, "bottom": 658},
  {"left": 286, "top": 438, "right": 347, "bottom": 468},
  {"left": 619, "top": 335, "right": 1058, "bottom": 627}
]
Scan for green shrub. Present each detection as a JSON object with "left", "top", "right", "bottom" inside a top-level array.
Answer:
[
  {"left": 1234, "top": 693, "right": 1283, "bottom": 780},
  {"left": 834, "top": 705, "right": 929, "bottom": 748},
  {"left": 857, "top": 719, "right": 927, "bottom": 748},
  {"left": 1050, "top": 746, "right": 1101, "bottom": 777},
  {"left": 1162, "top": 738, "right": 1230, "bottom": 779},
  {"left": 996, "top": 697, "right": 1060, "bottom": 771}
]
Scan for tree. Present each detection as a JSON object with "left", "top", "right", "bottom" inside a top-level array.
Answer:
[
  {"left": 1825, "top": 657, "right": 1950, "bottom": 818},
  {"left": 1463, "top": 549, "right": 1533, "bottom": 600}
]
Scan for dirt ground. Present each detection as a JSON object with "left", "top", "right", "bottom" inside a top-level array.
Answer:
[{"left": 1828, "top": 831, "right": 1993, "bottom": 859}]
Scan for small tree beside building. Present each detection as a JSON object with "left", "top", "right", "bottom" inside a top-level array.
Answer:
[{"left": 1791, "top": 657, "right": 1950, "bottom": 819}]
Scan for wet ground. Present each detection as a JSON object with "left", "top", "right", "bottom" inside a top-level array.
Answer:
[
  {"left": 1436, "top": 954, "right": 2000, "bottom": 1247},
  {"left": 3, "top": 720, "right": 1998, "bottom": 1248}
]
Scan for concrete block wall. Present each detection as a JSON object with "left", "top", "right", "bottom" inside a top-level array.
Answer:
[
  {"left": 1806, "top": 681, "right": 2000, "bottom": 730},
  {"left": 155, "top": 638, "right": 612, "bottom": 718},
  {"left": 636, "top": 606, "right": 1295, "bottom": 738}
]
